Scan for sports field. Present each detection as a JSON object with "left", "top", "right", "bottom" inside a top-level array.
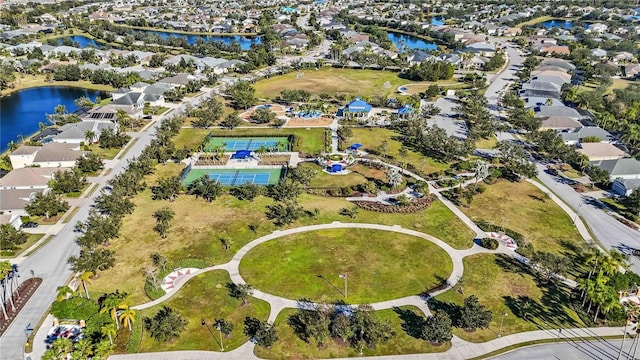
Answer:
[
  {"left": 182, "top": 168, "right": 283, "bottom": 186},
  {"left": 206, "top": 137, "right": 290, "bottom": 152}
]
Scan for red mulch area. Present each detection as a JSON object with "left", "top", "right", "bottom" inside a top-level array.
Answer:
[{"left": 0, "top": 277, "right": 43, "bottom": 336}]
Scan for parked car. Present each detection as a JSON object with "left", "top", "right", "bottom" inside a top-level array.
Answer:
[{"left": 21, "top": 222, "right": 39, "bottom": 229}]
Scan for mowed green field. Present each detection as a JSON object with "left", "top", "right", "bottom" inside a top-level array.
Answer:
[
  {"left": 239, "top": 228, "right": 453, "bottom": 303},
  {"left": 254, "top": 68, "right": 415, "bottom": 99}
]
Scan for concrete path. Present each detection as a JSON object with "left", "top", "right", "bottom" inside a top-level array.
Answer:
[
  {"left": 110, "top": 325, "right": 626, "bottom": 360},
  {"left": 133, "top": 222, "right": 479, "bottom": 322}
]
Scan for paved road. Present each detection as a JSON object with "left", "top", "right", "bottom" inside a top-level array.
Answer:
[
  {"left": 0, "top": 89, "right": 211, "bottom": 359},
  {"left": 536, "top": 164, "right": 640, "bottom": 273},
  {"left": 491, "top": 339, "right": 636, "bottom": 360},
  {"left": 481, "top": 40, "right": 640, "bottom": 272}
]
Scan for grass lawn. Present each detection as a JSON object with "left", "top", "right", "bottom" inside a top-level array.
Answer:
[
  {"left": 475, "top": 137, "right": 498, "bottom": 150},
  {"left": 349, "top": 128, "right": 450, "bottom": 175},
  {"left": 256, "top": 306, "right": 450, "bottom": 359},
  {"left": 143, "top": 106, "right": 169, "bottom": 116},
  {"left": 174, "top": 128, "right": 210, "bottom": 150},
  {"left": 400, "top": 81, "right": 469, "bottom": 95},
  {"left": 561, "top": 168, "right": 582, "bottom": 179},
  {"left": 240, "top": 229, "right": 453, "bottom": 303},
  {"left": 136, "top": 271, "right": 270, "bottom": 353},
  {"left": 460, "top": 180, "right": 583, "bottom": 256},
  {"left": 1, "top": 73, "right": 114, "bottom": 97},
  {"left": 90, "top": 161, "right": 474, "bottom": 304},
  {"left": 254, "top": 68, "right": 417, "bottom": 99},
  {"left": 609, "top": 78, "right": 634, "bottom": 92},
  {"left": 303, "top": 163, "right": 367, "bottom": 188},
  {"left": 434, "top": 254, "right": 585, "bottom": 342},
  {"left": 88, "top": 144, "right": 121, "bottom": 160},
  {"left": 208, "top": 128, "right": 326, "bottom": 155},
  {"left": 0, "top": 234, "right": 45, "bottom": 258}
]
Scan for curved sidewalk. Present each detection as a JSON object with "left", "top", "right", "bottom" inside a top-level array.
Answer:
[{"left": 134, "top": 222, "right": 490, "bottom": 320}]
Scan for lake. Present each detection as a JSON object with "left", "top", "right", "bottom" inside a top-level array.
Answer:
[
  {"left": 135, "top": 30, "right": 262, "bottom": 50},
  {"left": 57, "top": 35, "right": 102, "bottom": 48},
  {"left": 387, "top": 32, "right": 438, "bottom": 52},
  {"left": 541, "top": 20, "right": 574, "bottom": 29},
  {"left": 0, "top": 87, "right": 106, "bottom": 153}
]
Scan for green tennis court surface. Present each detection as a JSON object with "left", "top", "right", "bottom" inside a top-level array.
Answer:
[
  {"left": 206, "top": 137, "right": 289, "bottom": 152},
  {"left": 182, "top": 168, "right": 283, "bottom": 186}
]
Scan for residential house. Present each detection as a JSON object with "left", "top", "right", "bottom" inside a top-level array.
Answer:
[
  {"left": 463, "top": 42, "right": 496, "bottom": 57},
  {"left": 590, "top": 48, "right": 608, "bottom": 60},
  {"left": 537, "top": 44, "right": 570, "bottom": 55},
  {"left": 586, "top": 23, "right": 608, "bottom": 33},
  {"left": 625, "top": 63, "right": 640, "bottom": 79},
  {"left": 522, "top": 80, "right": 563, "bottom": 94},
  {"left": 158, "top": 73, "right": 197, "bottom": 88},
  {"left": 8, "top": 143, "right": 86, "bottom": 169},
  {"left": 561, "top": 126, "right": 615, "bottom": 145},
  {"left": 577, "top": 142, "right": 627, "bottom": 161},
  {"left": 0, "top": 188, "right": 46, "bottom": 216},
  {"left": 540, "top": 116, "right": 583, "bottom": 131},
  {"left": 590, "top": 158, "right": 640, "bottom": 195},
  {"left": 50, "top": 121, "right": 119, "bottom": 144},
  {"left": 535, "top": 105, "right": 582, "bottom": 120},
  {"left": 0, "top": 214, "right": 22, "bottom": 229},
  {"left": 0, "top": 167, "right": 71, "bottom": 190}
]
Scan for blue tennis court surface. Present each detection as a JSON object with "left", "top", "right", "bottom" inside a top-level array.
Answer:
[
  {"left": 183, "top": 168, "right": 282, "bottom": 186},
  {"left": 207, "top": 137, "right": 289, "bottom": 152},
  {"left": 208, "top": 171, "right": 271, "bottom": 186}
]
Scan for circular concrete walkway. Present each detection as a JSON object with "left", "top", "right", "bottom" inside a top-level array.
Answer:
[{"left": 132, "top": 222, "right": 506, "bottom": 322}]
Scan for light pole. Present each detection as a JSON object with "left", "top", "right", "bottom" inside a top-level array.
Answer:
[
  {"left": 573, "top": 202, "right": 583, "bottom": 223},
  {"left": 499, "top": 311, "right": 507, "bottom": 337},
  {"left": 215, "top": 321, "right": 225, "bottom": 352},
  {"left": 339, "top": 273, "right": 348, "bottom": 298}
]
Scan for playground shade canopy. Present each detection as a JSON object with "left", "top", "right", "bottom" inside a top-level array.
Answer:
[
  {"left": 232, "top": 150, "right": 252, "bottom": 159},
  {"left": 348, "top": 143, "right": 363, "bottom": 150},
  {"left": 330, "top": 163, "right": 344, "bottom": 173}
]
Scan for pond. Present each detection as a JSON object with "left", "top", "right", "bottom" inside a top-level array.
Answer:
[
  {"left": 0, "top": 87, "right": 106, "bottom": 152},
  {"left": 135, "top": 30, "right": 262, "bottom": 50},
  {"left": 541, "top": 20, "right": 574, "bottom": 29},
  {"left": 387, "top": 32, "right": 438, "bottom": 52},
  {"left": 56, "top": 35, "right": 102, "bottom": 48}
]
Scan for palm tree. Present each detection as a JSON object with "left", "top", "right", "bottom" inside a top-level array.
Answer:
[
  {"left": 118, "top": 307, "right": 137, "bottom": 331},
  {"left": 77, "top": 271, "right": 93, "bottom": 298},
  {"left": 84, "top": 130, "right": 96, "bottom": 145},
  {"left": 100, "top": 323, "right": 117, "bottom": 344},
  {"left": 100, "top": 292, "right": 129, "bottom": 329},
  {"left": 56, "top": 285, "right": 75, "bottom": 302},
  {"left": 72, "top": 338, "right": 94, "bottom": 359},
  {"left": 116, "top": 109, "right": 131, "bottom": 130}
]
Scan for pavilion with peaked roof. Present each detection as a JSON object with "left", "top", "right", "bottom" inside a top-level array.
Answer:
[{"left": 340, "top": 98, "right": 372, "bottom": 118}]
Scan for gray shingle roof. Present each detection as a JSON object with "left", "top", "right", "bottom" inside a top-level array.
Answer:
[{"left": 590, "top": 158, "right": 640, "bottom": 177}]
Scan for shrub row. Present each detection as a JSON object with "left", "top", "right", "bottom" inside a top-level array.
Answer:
[{"left": 351, "top": 196, "right": 434, "bottom": 213}]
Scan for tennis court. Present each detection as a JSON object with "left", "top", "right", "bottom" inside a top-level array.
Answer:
[
  {"left": 182, "top": 168, "right": 283, "bottom": 186},
  {"left": 206, "top": 137, "right": 289, "bottom": 152}
]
